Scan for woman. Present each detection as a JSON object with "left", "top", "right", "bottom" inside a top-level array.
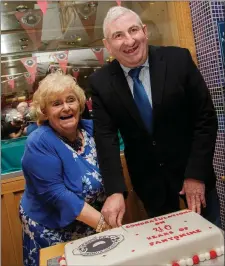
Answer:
[{"left": 19, "top": 72, "right": 111, "bottom": 266}]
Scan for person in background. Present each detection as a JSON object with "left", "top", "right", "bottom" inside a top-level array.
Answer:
[
  {"left": 17, "top": 101, "right": 29, "bottom": 117},
  {"left": 19, "top": 72, "right": 110, "bottom": 266},
  {"left": 88, "top": 6, "right": 220, "bottom": 228},
  {"left": 1, "top": 112, "right": 25, "bottom": 139}
]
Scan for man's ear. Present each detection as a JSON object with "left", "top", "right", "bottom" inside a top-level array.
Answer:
[
  {"left": 142, "top": 24, "right": 148, "bottom": 38},
  {"left": 103, "top": 38, "right": 112, "bottom": 55}
]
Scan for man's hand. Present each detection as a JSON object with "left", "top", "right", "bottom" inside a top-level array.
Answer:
[
  {"left": 101, "top": 193, "right": 125, "bottom": 228},
  {"left": 179, "top": 178, "right": 206, "bottom": 214}
]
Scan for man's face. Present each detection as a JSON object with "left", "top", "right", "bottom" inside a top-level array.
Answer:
[{"left": 103, "top": 12, "right": 148, "bottom": 68}]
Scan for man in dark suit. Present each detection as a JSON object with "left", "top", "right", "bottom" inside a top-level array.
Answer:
[{"left": 89, "top": 6, "right": 220, "bottom": 228}]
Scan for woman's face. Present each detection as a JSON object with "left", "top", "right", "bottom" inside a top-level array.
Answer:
[{"left": 44, "top": 88, "right": 80, "bottom": 140}]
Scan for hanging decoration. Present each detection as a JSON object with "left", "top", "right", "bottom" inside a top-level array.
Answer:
[
  {"left": 24, "top": 72, "right": 34, "bottom": 85},
  {"left": 15, "top": 10, "right": 43, "bottom": 48},
  {"left": 71, "top": 68, "right": 80, "bottom": 80},
  {"left": 20, "top": 57, "right": 37, "bottom": 84},
  {"left": 75, "top": 2, "right": 97, "bottom": 40},
  {"left": 54, "top": 51, "right": 69, "bottom": 73},
  {"left": 6, "top": 76, "right": 15, "bottom": 90},
  {"left": 92, "top": 48, "right": 104, "bottom": 65},
  {"left": 37, "top": 0, "right": 48, "bottom": 14},
  {"left": 116, "top": 1, "right": 121, "bottom": 6}
]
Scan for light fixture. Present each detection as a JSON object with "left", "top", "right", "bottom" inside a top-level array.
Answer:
[
  {"left": 4, "top": 3, "right": 8, "bottom": 6},
  {"left": 69, "top": 35, "right": 82, "bottom": 43},
  {"left": 19, "top": 38, "right": 29, "bottom": 42},
  {"left": 77, "top": 2, "right": 97, "bottom": 20},
  {"left": 16, "top": 5, "right": 28, "bottom": 12},
  {"left": 20, "top": 44, "right": 28, "bottom": 50},
  {"left": 88, "top": 2, "right": 98, "bottom": 8},
  {"left": 66, "top": 42, "right": 76, "bottom": 45}
]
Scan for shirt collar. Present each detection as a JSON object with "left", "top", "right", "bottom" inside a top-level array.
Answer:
[{"left": 120, "top": 58, "right": 149, "bottom": 77}]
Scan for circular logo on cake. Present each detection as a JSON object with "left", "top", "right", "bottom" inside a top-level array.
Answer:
[{"left": 72, "top": 235, "right": 124, "bottom": 256}]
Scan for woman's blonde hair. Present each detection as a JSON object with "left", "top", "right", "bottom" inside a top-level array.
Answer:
[{"left": 31, "top": 72, "right": 86, "bottom": 125}]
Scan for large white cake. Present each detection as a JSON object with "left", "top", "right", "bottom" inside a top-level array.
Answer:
[{"left": 64, "top": 210, "right": 224, "bottom": 266}]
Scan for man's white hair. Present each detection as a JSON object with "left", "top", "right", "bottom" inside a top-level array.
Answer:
[{"left": 103, "top": 6, "right": 143, "bottom": 38}]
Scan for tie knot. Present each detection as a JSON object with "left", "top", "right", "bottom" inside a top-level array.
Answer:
[{"left": 128, "top": 66, "right": 143, "bottom": 79}]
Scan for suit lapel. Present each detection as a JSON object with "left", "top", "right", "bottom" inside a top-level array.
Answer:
[
  {"left": 149, "top": 46, "right": 166, "bottom": 121},
  {"left": 110, "top": 60, "right": 146, "bottom": 131}
]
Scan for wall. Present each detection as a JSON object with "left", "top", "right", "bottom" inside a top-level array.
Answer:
[{"left": 189, "top": 0, "right": 225, "bottom": 229}]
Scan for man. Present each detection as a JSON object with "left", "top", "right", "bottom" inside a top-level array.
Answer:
[{"left": 89, "top": 6, "right": 220, "bottom": 228}]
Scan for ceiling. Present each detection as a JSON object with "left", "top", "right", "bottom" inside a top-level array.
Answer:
[{"left": 1, "top": 1, "right": 167, "bottom": 96}]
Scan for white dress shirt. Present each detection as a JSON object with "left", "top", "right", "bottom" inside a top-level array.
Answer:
[{"left": 120, "top": 59, "right": 152, "bottom": 106}]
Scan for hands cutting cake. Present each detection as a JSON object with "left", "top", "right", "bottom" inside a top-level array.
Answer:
[
  {"left": 179, "top": 178, "right": 206, "bottom": 214},
  {"left": 101, "top": 193, "right": 126, "bottom": 228}
]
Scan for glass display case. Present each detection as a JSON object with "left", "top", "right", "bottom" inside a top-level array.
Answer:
[{"left": 1, "top": 1, "right": 196, "bottom": 177}]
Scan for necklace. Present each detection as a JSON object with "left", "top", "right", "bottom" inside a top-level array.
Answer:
[{"left": 58, "top": 130, "right": 83, "bottom": 152}]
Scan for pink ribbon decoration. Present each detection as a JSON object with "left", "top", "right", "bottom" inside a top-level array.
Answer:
[
  {"left": 7, "top": 76, "right": 15, "bottom": 90},
  {"left": 92, "top": 48, "right": 104, "bottom": 65},
  {"left": 54, "top": 51, "right": 69, "bottom": 73},
  {"left": 37, "top": 0, "right": 48, "bottom": 14},
  {"left": 72, "top": 68, "right": 80, "bottom": 80},
  {"left": 116, "top": 1, "right": 121, "bottom": 6},
  {"left": 20, "top": 57, "right": 37, "bottom": 84},
  {"left": 15, "top": 10, "right": 43, "bottom": 48}
]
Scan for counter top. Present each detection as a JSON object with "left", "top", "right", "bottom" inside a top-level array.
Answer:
[{"left": 1, "top": 170, "right": 23, "bottom": 180}]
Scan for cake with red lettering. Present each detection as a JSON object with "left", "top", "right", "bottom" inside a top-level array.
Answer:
[{"left": 63, "top": 210, "right": 224, "bottom": 266}]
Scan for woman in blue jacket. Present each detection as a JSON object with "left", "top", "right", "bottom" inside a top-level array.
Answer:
[{"left": 20, "top": 72, "right": 111, "bottom": 266}]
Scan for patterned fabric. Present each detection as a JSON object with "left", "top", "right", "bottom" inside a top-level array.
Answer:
[{"left": 19, "top": 127, "right": 106, "bottom": 266}]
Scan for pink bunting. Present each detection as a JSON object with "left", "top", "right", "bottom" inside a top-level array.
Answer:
[
  {"left": 37, "top": 1, "right": 48, "bottom": 14},
  {"left": 54, "top": 51, "right": 69, "bottom": 74},
  {"left": 20, "top": 57, "right": 37, "bottom": 84},
  {"left": 116, "top": 1, "right": 121, "bottom": 6},
  {"left": 7, "top": 76, "right": 15, "bottom": 90},
  {"left": 75, "top": 5, "right": 97, "bottom": 40},
  {"left": 92, "top": 48, "right": 104, "bottom": 65},
  {"left": 15, "top": 10, "right": 43, "bottom": 48},
  {"left": 24, "top": 73, "right": 34, "bottom": 85},
  {"left": 72, "top": 68, "right": 80, "bottom": 80}
]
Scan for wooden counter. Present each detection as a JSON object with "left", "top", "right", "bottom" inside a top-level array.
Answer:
[
  {"left": 40, "top": 243, "right": 66, "bottom": 266},
  {"left": 1, "top": 175, "right": 25, "bottom": 266}
]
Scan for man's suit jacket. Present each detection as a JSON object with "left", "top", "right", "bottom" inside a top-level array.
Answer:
[{"left": 89, "top": 46, "right": 218, "bottom": 211}]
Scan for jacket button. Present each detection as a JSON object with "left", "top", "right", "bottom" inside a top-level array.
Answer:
[{"left": 152, "top": 141, "right": 156, "bottom": 146}]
